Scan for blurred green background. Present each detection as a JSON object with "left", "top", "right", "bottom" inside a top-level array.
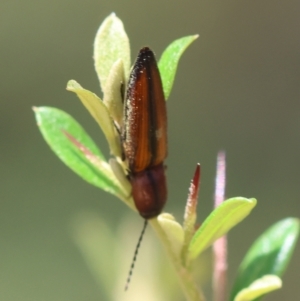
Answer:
[{"left": 1, "top": 0, "right": 299, "bottom": 300}]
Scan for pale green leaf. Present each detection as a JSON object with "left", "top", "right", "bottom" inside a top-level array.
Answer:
[
  {"left": 158, "top": 213, "right": 184, "bottom": 257},
  {"left": 103, "top": 58, "right": 125, "bottom": 127},
  {"left": 94, "top": 13, "right": 130, "bottom": 92},
  {"left": 188, "top": 197, "right": 257, "bottom": 260},
  {"left": 66, "top": 80, "right": 121, "bottom": 158},
  {"left": 234, "top": 275, "right": 282, "bottom": 301}
]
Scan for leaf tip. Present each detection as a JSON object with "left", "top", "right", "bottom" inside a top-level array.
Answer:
[
  {"left": 184, "top": 163, "right": 201, "bottom": 221},
  {"left": 66, "top": 79, "right": 80, "bottom": 91},
  {"left": 249, "top": 198, "right": 257, "bottom": 208},
  {"left": 234, "top": 275, "right": 282, "bottom": 301},
  {"left": 158, "top": 213, "right": 177, "bottom": 221},
  {"left": 33, "top": 106, "right": 42, "bottom": 126}
]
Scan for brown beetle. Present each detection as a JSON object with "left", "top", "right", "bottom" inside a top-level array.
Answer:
[{"left": 122, "top": 47, "right": 167, "bottom": 219}]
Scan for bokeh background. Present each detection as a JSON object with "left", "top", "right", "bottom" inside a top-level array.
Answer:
[{"left": 1, "top": 0, "right": 299, "bottom": 300}]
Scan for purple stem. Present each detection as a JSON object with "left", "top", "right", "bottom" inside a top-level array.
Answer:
[{"left": 213, "top": 151, "right": 227, "bottom": 301}]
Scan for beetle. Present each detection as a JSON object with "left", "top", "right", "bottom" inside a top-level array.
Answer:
[
  {"left": 122, "top": 47, "right": 168, "bottom": 290},
  {"left": 122, "top": 47, "right": 168, "bottom": 219}
]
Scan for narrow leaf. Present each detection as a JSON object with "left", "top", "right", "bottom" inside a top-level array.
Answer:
[
  {"left": 66, "top": 80, "right": 121, "bottom": 158},
  {"left": 94, "top": 13, "right": 130, "bottom": 92},
  {"left": 103, "top": 58, "right": 125, "bottom": 127},
  {"left": 181, "top": 164, "right": 200, "bottom": 262},
  {"left": 188, "top": 197, "right": 257, "bottom": 260},
  {"left": 63, "top": 131, "right": 127, "bottom": 199},
  {"left": 158, "top": 35, "right": 198, "bottom": 100},
  {"left": 33, "top": 106, "right": 123, "bottom": 197},
  {"left": 234, "top": 275, "right": 282, "bottom": 301},
  {"left": 230, "top": 217, "right": 300, "bottom": 301},
  {"left": 183, "top": 163, "right": 201, "bottom": 232}
]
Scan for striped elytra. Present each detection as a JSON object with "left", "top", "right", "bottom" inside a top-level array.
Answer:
[{"left": 122, "top": 47, "right": 168, "bottom": 219}]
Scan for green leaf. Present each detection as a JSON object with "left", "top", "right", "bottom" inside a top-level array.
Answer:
[
  {"left": 103, "top": 58, "right": 125, "bottom": 127},
  {"left": 66, "top": 80, "right": 121, "bottom": 158},
  {"left": 230, "top": 217, "right": 300, "bottom": 301},
  {"left": 94, "top": 13, "right": 130, "bottom": 92},
  {"left": 33, "top": 106, "right": 124, "bottom": 197},
  {"left": 157, "top": 213, "right": 184, "bottom": 257},
  {"left": 234, "top": 275, "right": 282, "bottom": 301},
  {"left": 188, "top": 197, "right": 257, "bottom": 260},
  {"left": 158, "top": 35, "right": 198, "bottom": 100}
]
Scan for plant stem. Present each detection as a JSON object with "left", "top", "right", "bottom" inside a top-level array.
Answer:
[
  {"left": 149, "top": 218, "right": 206, "bottom": 301},
  {"left": 213, "top": 151, "right": 227, "bottom": 301}
]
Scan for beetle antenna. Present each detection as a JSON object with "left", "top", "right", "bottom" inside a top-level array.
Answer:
[{"left": 124, "top": 219, "right": 148, "bottom": 291}]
